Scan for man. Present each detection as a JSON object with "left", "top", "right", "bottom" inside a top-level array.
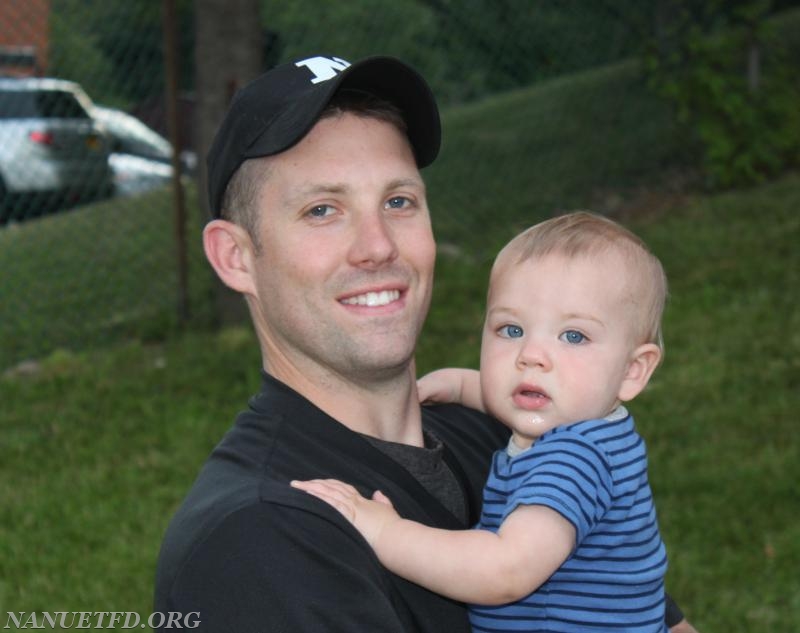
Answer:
[{"left": 154, "top": 54, "right": 697, "bottom": 632}]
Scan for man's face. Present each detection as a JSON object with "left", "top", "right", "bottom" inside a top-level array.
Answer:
[{"left": 246, "top": 113, "right": 436, "bottom": 386}]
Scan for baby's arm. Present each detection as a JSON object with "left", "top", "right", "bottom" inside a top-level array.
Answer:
[
  {"left": 291, "top": 479, "right": 575, "bottom": 605},
  {"left": 417, "top": 368, "right": 484, "bottom": 412}
]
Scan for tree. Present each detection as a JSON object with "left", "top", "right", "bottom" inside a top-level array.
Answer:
[
  {"left": 194, "top": 0, "right": 263, "bottom": 324},
  {"left": 644, "top": 0, "right": 800, "bottom": 188}
]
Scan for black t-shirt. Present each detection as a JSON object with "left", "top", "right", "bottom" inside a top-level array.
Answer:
[{"left": 155, "top": 373, "right": 508, "bottom": 632}]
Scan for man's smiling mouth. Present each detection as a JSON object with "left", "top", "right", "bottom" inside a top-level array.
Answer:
[{"left": 340, "top": 289, "right": 401, "bottom": 307}]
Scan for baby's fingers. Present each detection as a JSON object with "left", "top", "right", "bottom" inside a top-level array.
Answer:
[
  {"left": 291, "top": 478, "right": 359, "bottom": 497},
  {"left": 417, "top": 368, "right": 457, "bottom": 404},
  {"left": 371, "top": 489, "right": 394, "bottom": 508},
  {"left": 291, "top": 479, "right": 362, "bottom": 522}
]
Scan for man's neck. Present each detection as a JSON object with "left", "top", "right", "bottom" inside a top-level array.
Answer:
[{"left": 265, "top": 359, "right": 425, "bottom": 447}]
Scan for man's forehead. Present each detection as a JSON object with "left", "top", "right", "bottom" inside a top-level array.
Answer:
[{"left": 273, "top": 113, "right": 415, "bottom": 160}]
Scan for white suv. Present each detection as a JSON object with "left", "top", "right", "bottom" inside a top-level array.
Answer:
[{"left": 0, "top": 77, "right": 114, "bottom": 223}]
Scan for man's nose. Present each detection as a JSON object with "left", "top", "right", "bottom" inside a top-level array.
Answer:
[{"left": 348, "top": 210, "right": 399, "bottom": 268}]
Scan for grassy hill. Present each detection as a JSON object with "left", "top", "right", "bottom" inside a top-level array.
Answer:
[
  {"left": 425, "top": 58, "right": 691, "bottom": 256},
  {"left": 2, "top": 31, "right": 799, "bottom": 631}
]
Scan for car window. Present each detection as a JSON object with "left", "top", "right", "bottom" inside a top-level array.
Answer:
[
  {"left": 109, "top": 122, "right": 171, "bottom": 160},
  {"left": 97, "top": 110, "right": 172, "bottom": 161},
  {"left": 0, "top": 90, "right": 90, "bottom": 119}
]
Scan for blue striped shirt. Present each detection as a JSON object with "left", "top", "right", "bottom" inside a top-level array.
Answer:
[{"left": 470, "top": 407, "right": 668, "bottom": 632}]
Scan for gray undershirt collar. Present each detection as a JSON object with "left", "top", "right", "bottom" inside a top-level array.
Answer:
[{"left": 361, "top": 429, "right": 467, "bottom": 523}]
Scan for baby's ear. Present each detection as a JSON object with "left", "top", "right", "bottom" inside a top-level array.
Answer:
[{"left": 618, "top": 343, "right": 662, "bottom": 402}]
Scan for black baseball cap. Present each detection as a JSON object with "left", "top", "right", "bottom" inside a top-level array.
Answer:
[{"left": 206, "top": 54, "right": 441, "bottom": 217}]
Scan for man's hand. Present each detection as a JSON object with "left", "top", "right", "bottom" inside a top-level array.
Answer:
[{"left": 670, "top": 619, "right": 700, "bottom": 633}]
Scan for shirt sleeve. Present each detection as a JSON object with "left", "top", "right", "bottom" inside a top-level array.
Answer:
[
  {"left": 504, "top": 430, "right": 612, "bottom": 544},
  {"left": 159, "top": 502, "right": 409, "bottom": 633}
]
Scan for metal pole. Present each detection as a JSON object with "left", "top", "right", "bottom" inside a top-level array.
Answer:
[{"left": 162, "top": 0, "right": 190, "bottom": 323}]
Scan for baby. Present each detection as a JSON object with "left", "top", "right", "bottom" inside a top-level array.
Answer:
[{"left": 293, "top": 211, "right": 670, "bottom": 631}]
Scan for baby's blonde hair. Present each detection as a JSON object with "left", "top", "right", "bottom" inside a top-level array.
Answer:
[{"left": 492, "top": 211, "right": 668, "bottom": 351}]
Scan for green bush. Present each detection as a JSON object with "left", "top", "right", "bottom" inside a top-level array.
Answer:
[{"left": 645, "top": 2, "right": 800, "bottom": 188}]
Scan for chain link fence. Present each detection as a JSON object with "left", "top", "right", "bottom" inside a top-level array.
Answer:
[{"left": 2, "top": 0, "right": 798, "bottom": 370}]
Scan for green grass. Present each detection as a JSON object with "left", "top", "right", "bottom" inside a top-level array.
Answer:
[
  {"left": 634, "top": 180, "right": 800, "bottom": 630},
  {"left": 0, "top": 329, "right": 262, "bottom": 621}
]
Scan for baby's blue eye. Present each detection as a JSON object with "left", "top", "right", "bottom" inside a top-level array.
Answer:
[
  {"left": 499, "top": 325, "right": 524, "bottom": 338},
  {"left": 560, "top": 330, "right": 586, "bottom": 344}
]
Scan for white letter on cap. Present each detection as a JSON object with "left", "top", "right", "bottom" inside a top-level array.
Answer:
[{"left": 295, "top": 56, "right": 351, "bottom": 84}]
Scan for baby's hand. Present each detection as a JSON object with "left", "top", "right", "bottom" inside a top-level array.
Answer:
[
  {"left": 417, "top": 368, "right": 484, "bottom": 411},
  {"left": 417, "top": 368, "right": 465, "bottom": 404},
  {"left": 291, "top": 479, "right": 399, "bottom": 549}
]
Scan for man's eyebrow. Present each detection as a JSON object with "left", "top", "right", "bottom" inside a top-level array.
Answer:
[
  {"left": 386, "top": 177, "right": 425, "bottom": 191},
  {"left": 282, "top": 182, "right": 348, "bottom": 206},
  {"left": 284, "top": 178, "right": 425, "bottom": 206}
]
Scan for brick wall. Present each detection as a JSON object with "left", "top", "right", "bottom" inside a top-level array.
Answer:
[{"left": 0, "top": 0, "right": 50, "bottom": 76}]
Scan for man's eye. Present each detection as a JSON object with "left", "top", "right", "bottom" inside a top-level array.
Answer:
[
  {"left": 498, "top": 325, "right": 524, "bottom": 339},
  {"left": 306, "top": 205, "right": 335, "bottom": 218},
  {"left": 385, "top": 196, "right": 411, "bottom": 210},
  {"left": 560, "top": 330, "right": 587, "bottom": 344}
]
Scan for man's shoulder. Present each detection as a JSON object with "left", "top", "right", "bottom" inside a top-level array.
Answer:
[
  {"left": 153, "top": 439, "right": 351, "bottom": 602},
  {"left": 154, "top": 490, "right": 469, "bottom": 632},
  {"left": 154, "top": 378, "right": 389, "bottom": 604},
  {"left": 153, "top": 484, "right": 362, "bottom": 616},
  {"left": 154, "top": 398, "right": 293, "bottom": 598}
]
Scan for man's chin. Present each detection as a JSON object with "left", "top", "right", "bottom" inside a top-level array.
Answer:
[{"left": 344, "top": 348, "right": 417, "bottom": 384}]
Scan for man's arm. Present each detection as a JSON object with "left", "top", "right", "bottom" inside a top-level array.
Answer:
[
  {"left": 671, "top": 620, "right": 700, "bottom": 633},
  {"left": 665, "top": 593, "right": 700, "bottom": 633}
]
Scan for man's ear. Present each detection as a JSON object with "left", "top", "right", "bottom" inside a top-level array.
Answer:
[
  {"left": 618, "top": 343, "right": 662, "bottom": 402},
  {"left": 203, "top": 219, "right": 258, "bottom": 296}
]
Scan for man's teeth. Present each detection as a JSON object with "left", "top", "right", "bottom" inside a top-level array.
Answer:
[{"left": 341, "top": 290, "right": 400, "bottom": 307}]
